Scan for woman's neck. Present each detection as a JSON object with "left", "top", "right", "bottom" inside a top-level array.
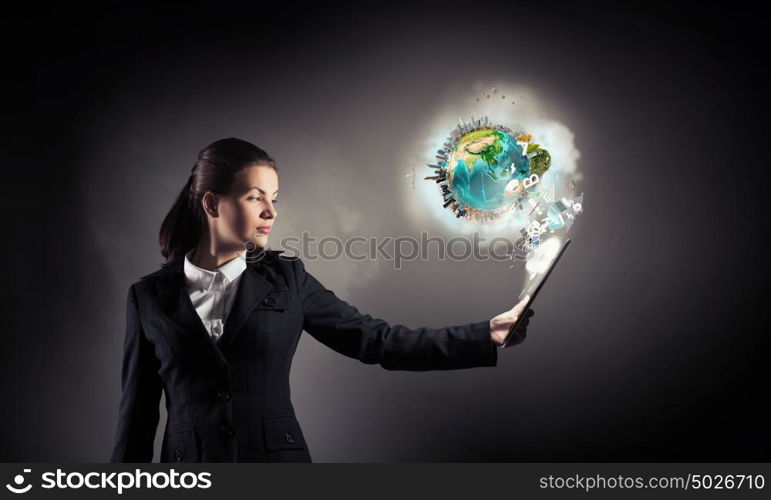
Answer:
[{"left": 189, "top": 241, "right": 241, "bottom": 271}]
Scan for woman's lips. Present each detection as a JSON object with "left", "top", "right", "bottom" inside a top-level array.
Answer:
[{"left": 257, "top": 227, "right": 271, "bottom": 235}]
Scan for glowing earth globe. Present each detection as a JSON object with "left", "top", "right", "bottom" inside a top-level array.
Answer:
[
  {"left": 426, "top": 117, "right": 552, "bottom": 221},
  {"left": 447, "top": 129, "right": 530, "bottom": 211}
]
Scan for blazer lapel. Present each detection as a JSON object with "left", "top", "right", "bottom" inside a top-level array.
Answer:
[
  {"left": 149, "top": 257, "right": 275, "bottom": 356},
  {"left": 215, "top": 265, "right": 275, "bottom": 353},
  {"left": 152, "top": 259, "right": 214, "bottom": 348}
]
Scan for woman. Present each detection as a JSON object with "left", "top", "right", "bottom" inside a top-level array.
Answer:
[{"left": 109, "top": 137, "right": 534, "bottom": 463}]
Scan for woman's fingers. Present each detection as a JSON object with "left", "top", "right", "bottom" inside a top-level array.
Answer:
[
  {"left": 512, "top": 308, "right": 534, "bottom": 331},
  {"left": 511, "top": 294, "right": 530, "bottom": 316}
]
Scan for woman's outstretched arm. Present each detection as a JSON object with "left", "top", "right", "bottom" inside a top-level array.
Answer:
[
  {"left": 296, "top": 258, "right": 502, "bottom": 371},
  {"left": 109, "top": 284, "right": 163, "bottom": 462}
]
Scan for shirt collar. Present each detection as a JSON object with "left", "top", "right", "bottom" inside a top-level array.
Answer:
[{"left": 183, "top": 250, "right": 247, "bottom": 290}]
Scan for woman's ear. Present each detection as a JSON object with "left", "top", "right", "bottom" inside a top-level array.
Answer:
[{"left": 201, "top": 191, "right": 219, "bottom": 218}]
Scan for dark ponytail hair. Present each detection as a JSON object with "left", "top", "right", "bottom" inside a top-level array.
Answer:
[{"left": 159, "top": 137, "right": 278, "bottom": 266}]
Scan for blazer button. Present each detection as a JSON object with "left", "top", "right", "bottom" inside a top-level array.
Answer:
[
  {"left": 220, "top": 424, "right": 234, "bottom": 437},
  {"left": 284, "top": 432, "right": 294, "bottom": 444},
  {"left": 218, "top": 391, "right": 232, "bottom": 401},
  {"left": 174, "top": 449, "right": 184, "bottom": 461},
  {"left": 263, "top": 296, "right": 276, "bottom": 307}
]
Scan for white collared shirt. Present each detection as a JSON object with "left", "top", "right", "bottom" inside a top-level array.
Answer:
[{"left": 183, "top": 251, "right": 247, "bottom": 342}]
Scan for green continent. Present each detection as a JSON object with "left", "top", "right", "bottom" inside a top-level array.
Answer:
[
  {"left": 527, "top": 143, "right": 552, "bottom": 177},
  {"left": 478, "top": 131, "right": 505, "bottom": 166}
]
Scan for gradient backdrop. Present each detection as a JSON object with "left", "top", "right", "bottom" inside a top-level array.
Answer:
[{"left": 2, "top": 0, "right": 769, "bottom": 461}]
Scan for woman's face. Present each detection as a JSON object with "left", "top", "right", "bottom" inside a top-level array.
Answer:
[{"left": 215, "top": 164, "right": 278, "bottom": 253}]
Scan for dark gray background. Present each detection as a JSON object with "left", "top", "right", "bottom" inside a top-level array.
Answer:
[{"left": 2, "top": 0, "right": 768, "bottom": 461}]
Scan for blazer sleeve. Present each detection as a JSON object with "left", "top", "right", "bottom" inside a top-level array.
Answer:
[
  {"left": 109, "top": 283, "right": 163, "bottom": 462},
  {"left": 296, "top": 259, "right": 498, "bottom": 371}
]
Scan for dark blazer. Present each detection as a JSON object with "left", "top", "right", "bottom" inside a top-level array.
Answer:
[{"left": 109, "top": 250, "right": 498, "bottom": 463}]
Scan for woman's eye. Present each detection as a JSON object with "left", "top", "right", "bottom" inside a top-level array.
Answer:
[{"left": 247, "top": 196, "right": 277, "bottom": 204}]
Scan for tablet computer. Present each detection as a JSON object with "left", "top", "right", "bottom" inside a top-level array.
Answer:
[{"left": 501, "top": 237, "right": 571, "bottom": 348}]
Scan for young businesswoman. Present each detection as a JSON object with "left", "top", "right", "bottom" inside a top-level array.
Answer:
[{"left": 109, "top": 137, "right": 534, "bottom": 463}]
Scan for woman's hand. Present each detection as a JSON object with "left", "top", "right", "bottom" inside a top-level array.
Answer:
[{"left": 489, "top": 295, "right": 534, "bottom": 347}]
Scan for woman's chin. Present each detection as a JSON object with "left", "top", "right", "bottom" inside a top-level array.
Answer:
[{"left": 242, "top": 238, "right": 267, "bottom": 252}]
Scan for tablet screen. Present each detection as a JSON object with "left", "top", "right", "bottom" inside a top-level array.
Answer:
[
  {"left": 518, "top": 237, "right": 570, "bottom": 302},
  {"left": 503, "top": 237, "right": 571, "bottom": 348}
]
